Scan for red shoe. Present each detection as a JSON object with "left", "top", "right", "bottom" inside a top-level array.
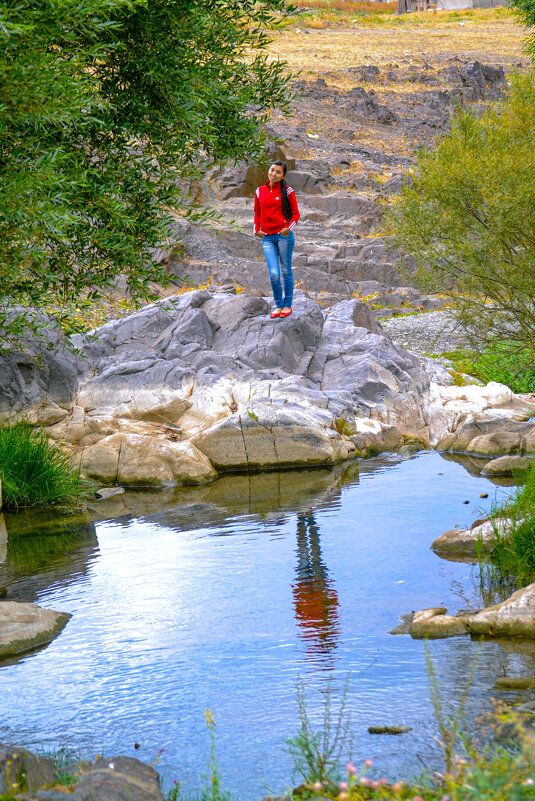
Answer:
[
  {"left": 280, "top": 308, "right": 293, "bottom": 318},
  {"left": 270, "top": 309, "right": 282, "bottom": 318}
]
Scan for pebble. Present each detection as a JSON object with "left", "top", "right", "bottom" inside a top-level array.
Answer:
[{"left": 382, "top": 311, "right": 472, "bottom": 355}]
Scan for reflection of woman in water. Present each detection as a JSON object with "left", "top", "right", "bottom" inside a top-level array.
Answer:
[{"left": 292, "top": 512, "right": 340, "bottom": 660}]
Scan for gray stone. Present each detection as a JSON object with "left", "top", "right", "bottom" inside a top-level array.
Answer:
[
  {"left": 0, "top": 601, "right": 71, "bottom": 658},
  {"left": 481, "top": 455, "right": 532, "bottom": 476},
  {"left": 469, "top": 582, "right": 535, "bottom": 638},
  {"left": 71, "top": 756, "right": 165, "bottom": 801},
  {"left": 0, "top": 742, "right": 57, "bottom": 795},
  {"left": 95, "top": 487, "right": 126, "bottom": 499}
]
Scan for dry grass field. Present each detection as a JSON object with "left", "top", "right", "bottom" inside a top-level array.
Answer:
[{"left": 269, "top": 8, "right": 528, "bottom": 80}]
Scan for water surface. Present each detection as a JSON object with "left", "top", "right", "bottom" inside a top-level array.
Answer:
[{"left": 1, "top": 452, "right": 533, "bottom": 798}]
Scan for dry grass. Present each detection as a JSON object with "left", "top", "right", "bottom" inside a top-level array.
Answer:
[
  {"left": 295, "top": 0, "right": 397, "bottom": 13},
  {"left": 271, "top": 9, "right": 526, "bottom": 78}
]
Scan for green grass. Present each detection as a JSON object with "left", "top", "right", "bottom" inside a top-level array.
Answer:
[
  {"left": 478, "top": 463, "right": 535, "bottom": 590},
  {"left": 0, "top": 422, "right": 87, "bottom": 508},
  {"left": 443, "top": 344, "right": 535, "bottom": 394}
]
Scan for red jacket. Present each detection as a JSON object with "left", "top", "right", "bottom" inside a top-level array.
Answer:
[{"left": 254, "top": 181, "right": 300, "bottom": 234}]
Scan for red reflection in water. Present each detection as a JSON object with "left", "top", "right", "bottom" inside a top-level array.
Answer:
[{"left": 292, "top": 512, "right": 340, "bottom": 661}]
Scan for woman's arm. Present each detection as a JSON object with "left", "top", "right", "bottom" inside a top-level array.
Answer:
[{"left": 286, "top": 187, "right": 300, "bottom": 231}]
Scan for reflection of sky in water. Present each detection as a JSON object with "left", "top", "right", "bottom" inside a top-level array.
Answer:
[{"left": 0, "top": 452, "right": 532, "bottom": 799}]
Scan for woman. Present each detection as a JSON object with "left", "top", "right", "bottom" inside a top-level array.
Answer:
[{"left": 254, "top": 160, "right": 300, "bottom": 318}]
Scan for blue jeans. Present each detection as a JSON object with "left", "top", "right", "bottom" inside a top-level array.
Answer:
[{"left": 261, "top": 231, "right": 295, "bottom": 308}]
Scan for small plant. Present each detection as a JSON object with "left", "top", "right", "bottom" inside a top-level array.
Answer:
[
  {"left": 284, "top": 675, "right": 352, "bottom": 786},
  {"left": 201, "top": 709, "right": 232, "bottom": 801},
  {"left": 0, "top": 422, "right": 89, "bottom": 508},
  {"left": 332, "top": 416, "right": 356, "bottom": 437},
  {"left": 425, "top": 643, "right": 479, "bottom": 774}
]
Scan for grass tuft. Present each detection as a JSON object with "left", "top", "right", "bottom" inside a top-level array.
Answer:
[{"left": 0, "top": 421, "right": 87, "bottom": 508}]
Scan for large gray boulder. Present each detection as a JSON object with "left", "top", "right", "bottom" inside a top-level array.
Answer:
[{"left": 0, "top": 312, "right": 79, "bottom": 425}]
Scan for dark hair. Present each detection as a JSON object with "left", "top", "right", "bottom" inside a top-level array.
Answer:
[{"left": 271, "top": 160, "right": 292, "bottom": 221}]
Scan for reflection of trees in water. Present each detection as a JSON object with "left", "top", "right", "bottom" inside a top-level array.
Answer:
[
  {"left": 0, "top": 509, "right": 98, "bottom": 602},
  {"left": 292, "top": 511, "right": 340, "bottom": 665}
]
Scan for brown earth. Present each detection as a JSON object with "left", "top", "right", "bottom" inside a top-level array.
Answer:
[{"left": 162, "top": 11, "right": 529, "bottom": 325}]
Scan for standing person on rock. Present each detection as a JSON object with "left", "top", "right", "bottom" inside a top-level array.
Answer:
[{"left": 254, "top": 160, "right": 300, "bottom": 319}]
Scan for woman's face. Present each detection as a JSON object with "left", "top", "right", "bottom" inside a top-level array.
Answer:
[{"left": 268, "top": 163, "right": 285, "bottom": 184}]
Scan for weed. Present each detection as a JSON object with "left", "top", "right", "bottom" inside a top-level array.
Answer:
[
  {"left": 0, "top": 422, "right": 89, "bottom": 508},
  {"left": 284, "top": 675, "right": 352, "bottom": 786},
  {"left": 332, "top": 416, "right": 356, "bottom": 437},
  {"left": 200, "top": 709, "right": 232, "bottom": 801},
  {"left": 478, "top": 464, "right": 535, "bottom": 589}
]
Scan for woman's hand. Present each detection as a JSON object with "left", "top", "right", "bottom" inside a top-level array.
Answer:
[
  {"left": 280, "top": 227, "right": 291, "bottom": 237},
  {"left": 255, "top": 229, "right": 266, "bottom": 238}
]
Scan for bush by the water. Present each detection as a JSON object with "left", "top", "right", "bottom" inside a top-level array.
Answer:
[
  {"left": 0, "top": 422, "right": 85, "bottom": 508},
  {"left": 386, "top": 73, "right": 535, "bottom": 365}
]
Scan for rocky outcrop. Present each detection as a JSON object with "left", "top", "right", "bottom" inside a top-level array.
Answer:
[
  {"left": 393, "top": 582, "right": 535, "bottom": 640},
  {"left": 33, "top": 290, "right": 441, "bottom": 484},
  {"left": 0, "top": 744, "right": 164, "bottom": 801},
  {"left": 2, "top": 287, "right": 534, "bottom": 486},
  {"left": 0, "top": 601, "right": 71, "bottom": 658}
]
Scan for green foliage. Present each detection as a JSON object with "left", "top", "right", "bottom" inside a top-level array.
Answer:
[
  {"left": 481, "top": 463, "right": 535, "bottom": 588},
  {"left": 511, "top": 0, "right": 535, "bottom": 59},
  {"left": 385, "top": 73, "right": 535, "bottom": 360},
  {"left": 332, "top": 416, "right": 356, "bottom": 437},
  {"left": 0, "top": 422, "right": 86, "bottom": 508},
  {"left": 0, "top": 0, "right": 294, "bottom": 338},
  {"left": 443, "top": 345, "right": 535, "bottom": 393},
  {"left": 284, "top": 675, "right": 352, "bottom": 786}
]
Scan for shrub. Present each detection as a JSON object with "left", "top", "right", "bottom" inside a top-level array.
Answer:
[
  {"left": 0, "top": 422, "right": 85, "bottom": 508},
  {"left": 385, "top": 73, "right": 535, "bottom": 366}
]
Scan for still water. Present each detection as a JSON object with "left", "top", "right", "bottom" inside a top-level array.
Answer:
[{"left": 0, "top": 452, "right": 533, "bottom": 798}]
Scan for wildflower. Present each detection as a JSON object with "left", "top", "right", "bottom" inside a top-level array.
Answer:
[
  {"left": 412, "top": 796, "right": 425, "bottom": 801},
  {"left": 360, "top": 776, "right": 371, "bottom": 787},
  {"left": 392, "top": 782, "right": 404, "bottom": 792},
  {"left": 523, "top": 778, "right": 534, "bottom": 786},
  {"left": 313, "top": 781, "right": 324, "bottom": 792},
  {"left": 364, "top": 758, "right": 373, "bottom": 767},
  {"left": 339, "top": 781, "right": 348, "bottom": 791},
  {"left": 339, "top": 793, "right": 349, "bottom": 801},
  {"left": 346, "top": 762, "right": 357, "bottom": 774},
  {"left": 378, "top": 778, "right": 388, "bottom": 786}
]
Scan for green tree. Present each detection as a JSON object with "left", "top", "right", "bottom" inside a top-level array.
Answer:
[
  {"left": 385, "top": 73, "right": 535, "bottom": 363},
  {"left": 0, "top": 0, "right": 292, "bottom": 335},
  {"left": 511, "top": 0, "right": 535, "bottom": 58}
]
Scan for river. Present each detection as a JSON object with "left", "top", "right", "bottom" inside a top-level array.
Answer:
[{"left": 1, "top": 451, "right": 533, "bottom": 799}]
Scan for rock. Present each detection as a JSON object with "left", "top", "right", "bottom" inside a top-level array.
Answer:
[
  {"left": 493, "top": 677, "right": 535, "bottom": 691},
  {"left": 431, "top": 518, "right": 517, "bottom": 559},
  {"left": 0, "top": 601, "right": 71, "bottom": 658},
  {"left": 468, "top": 582, "right": 535, "bottom": 638},
  {"left": 408, "top": 607, "right": 470, "bottom": 638},
  {"left": 0, "top": 742, "right": 57, "bottom": 795},
  {"left": 0, "top": 311, "right": 78, "bottom": 425},
  {"left": 70, "top": 755, "right": 165, "bottom": 801},
  {"left": 95, "top": 487, "right": 126, "bottom": 499},
  {"left": 81, "top": 434, "right": 217, "bottom": 487},
  {"left": 367, "top": 725, "right": 412, "bottom": 734},
  {"left": 481, "top": 455, "right": 532, "bottom": 476}
]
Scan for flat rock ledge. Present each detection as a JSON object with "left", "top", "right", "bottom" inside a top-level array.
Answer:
[
  {"left": 2, "top": 291, "right": 534, "bottom": 486},
  {"left": 391, "top": 582, "right": 535, "bottom": 639},
  {"left": 0, "top": 745, "right": 164, "bottom": 801},
  {"left": 0, "top": 602, "right": 71, "bottom": 659}
]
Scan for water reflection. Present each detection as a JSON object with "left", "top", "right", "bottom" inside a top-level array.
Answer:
[
  {"left": 0, "top": 508, "right": 98, "bottom": 602},
  {"left": 293, "top": 511, "right": 340, "bottom": 665}
]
